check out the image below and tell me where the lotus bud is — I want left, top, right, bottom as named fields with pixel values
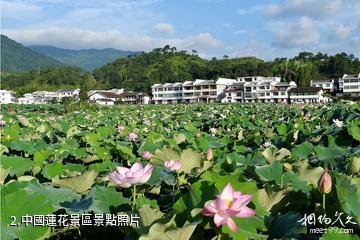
left=206, top=148, right=213, bottom=161
left=318, top=169, right=332, bottom=194
left=142, top=151, right=152, bottom=160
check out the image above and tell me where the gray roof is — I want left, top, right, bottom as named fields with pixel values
left=289, top=87, right=322, bottom=93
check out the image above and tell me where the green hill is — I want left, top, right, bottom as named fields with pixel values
left=1, top=66, right=96, bottom=96
left=0, top=35, right=65, bottom=73
left=28, top=45, right=142, bottom=71
left=93, top=46, right=360, bottom=91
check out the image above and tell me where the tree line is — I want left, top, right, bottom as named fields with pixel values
left=3, top=45, right=360, bottom=95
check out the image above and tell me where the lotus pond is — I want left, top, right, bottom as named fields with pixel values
left=1, top=103, right=360, bottom=240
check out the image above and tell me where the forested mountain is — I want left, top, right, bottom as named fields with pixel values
left=0, top=35, right=65, bottom=73
left=93, top=45, right=360, bottom=91
left=28, top=45, right=142, bottom=71
left=1, top=67, right=96, bottom=96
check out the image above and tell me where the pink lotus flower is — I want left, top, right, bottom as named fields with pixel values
left=128, top=132, right=138, bottom=141
left=202, top=183, right=256, bottom=233
left=108, top=162, right=153, bottom=188
left=0, top=120, right=6, bottom=126
left=142, top=151, right=152, bottom=160
left=117, top=125, right=125, bottom=133
left=48, top=116, right=56, bottom=121
left=164, top=160, right=182, bottom=171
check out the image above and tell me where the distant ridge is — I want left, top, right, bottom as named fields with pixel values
left=28, top=45, right=142, bottom=71
left=1, top=35, right=65, bottom=73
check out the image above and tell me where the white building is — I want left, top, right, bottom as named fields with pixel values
left=151, top=78, right=236, bottom=104
left=224, top=82, right=245, bottom=103
left=152, top=83, right=183, bottom=104
left=271, top=82, right=297, bottom=103
left=119, top=92, right=150, bottom=104
left=88, top=91, right=150, bottom=105
left=339, top=74, right=360, bottom=96
left=17, top=93, right=35, bottom=104
left=237, top=76, right=281, bottom=102
left=88, top=91, right=121, bottom=105
left=87, top=88, right=124, bottom=97
left=310, top=79, right=336, bottom=93
left=31, top=91, right=58, bottom=104
left=224, top=79, right=297, bottom=103
left=288, top=87, right=330, bottom=104
left=57, top=89, right=80, bottom=100
left=0, top=90, right=16, bottom=104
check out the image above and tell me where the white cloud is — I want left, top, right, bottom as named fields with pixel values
left=3, top=27, right=222, bottom=54
left=153, top=23, right=175, bottom=35
left=334, top=24, right=352, bottom=39
left=1, top=1, right=42, bottom=21
left=173, top=33, right=222, bottom=51
left=258, top=0, right=356, bottom=19
left=18, top=0, right=161, bottom=8
left=272, top=17, right=320, bottom=48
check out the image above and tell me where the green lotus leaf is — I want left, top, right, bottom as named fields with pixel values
left=52, top=171, right=98, bottom=194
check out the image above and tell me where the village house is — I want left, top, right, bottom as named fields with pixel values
left=310, top=79, right=337, bottom=93
left=224, top=82, right=245, bottom=103
left=152, top=83, right=183, bottom=104
left=339, top=74, right=360, bottom=97
left=31, top=91, right=58, bottom=104
left=88, top=91, right=122, bottom=106
left=237, top=76, right=281, bottom=103
left=152, top=78, right=236, bottom=104
left=118, top=92, right=150, bottom=104
left=87, top=88, right=124, bottom=97
left=271, top=81, right=297, bottom=103
left=288, top=87, right=330, bottom=104
left=17, top=93, right=35, bottom=104
left=0, top=90, right=16, bottom=104
left=57, top=89, right=80, bottom=100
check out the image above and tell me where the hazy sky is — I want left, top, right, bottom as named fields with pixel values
left=2, top=0, right=360, bottom=59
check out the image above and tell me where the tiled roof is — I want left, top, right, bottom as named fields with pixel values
left=119, top=92, right=149, bottom=97
left=92, top=92, right=121, bottom=98
left=289, top=87, right=322, bottom=93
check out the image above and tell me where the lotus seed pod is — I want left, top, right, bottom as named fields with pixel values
left=349, top=157, right=360, bottom=174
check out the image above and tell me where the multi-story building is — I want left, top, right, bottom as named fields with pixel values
left=271, top=82, right=297, bottom=103
left=237, top=76, right=281, bottom=102
left=224, top=82, right=245, bottom=103
left=151, top=78, right=236, bottom=104
left=288, top=87, right=330, bottom=103
left=224, top=79, right=297, bottom=103
left=0, top=90, right=16, bottom=104
left=310, top=79, right=336, bottom=93
left=152, top=83, right=183, bottom=104
left=339, top=74, right=360, bottom=96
